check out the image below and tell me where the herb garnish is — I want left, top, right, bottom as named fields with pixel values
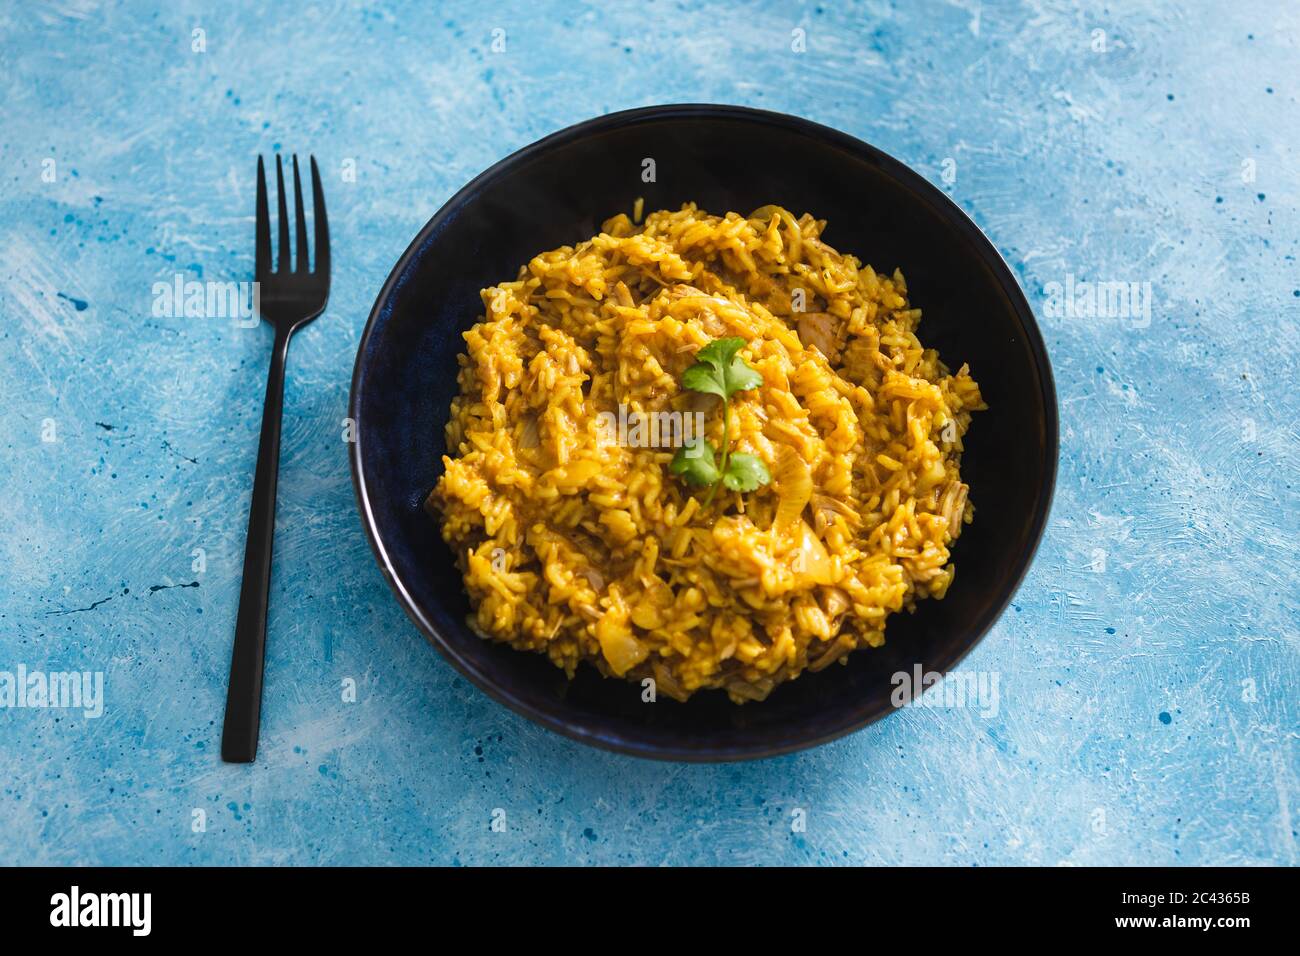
left=670, top=337, right=771, bottom=506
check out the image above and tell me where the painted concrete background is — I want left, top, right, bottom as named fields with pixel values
left=1, top=0, right=1296, bottom=866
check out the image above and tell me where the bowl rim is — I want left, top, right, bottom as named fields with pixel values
left=348, top=102, right=1060, bottom=762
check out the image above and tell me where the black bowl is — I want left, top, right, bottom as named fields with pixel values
left=349, top=104, right=1058, bottom=762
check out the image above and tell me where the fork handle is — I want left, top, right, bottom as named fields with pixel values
left=221, top=326, right=291, bottom=762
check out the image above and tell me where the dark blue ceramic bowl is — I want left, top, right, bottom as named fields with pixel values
left=349, top=104, right=1057, bottom=761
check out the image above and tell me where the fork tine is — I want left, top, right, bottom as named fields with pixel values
left=310, top=156, right=329, bottom=278
left=292, top=155, right=309, bottom=273
left=275, top=155, right=290, bottom=273
left=255, top=156, right=271, bottom=280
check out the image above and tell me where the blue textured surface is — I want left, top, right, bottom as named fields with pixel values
left=1, top=1, right=1296, bottom=866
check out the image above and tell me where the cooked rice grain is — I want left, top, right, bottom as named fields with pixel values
left=428, top=204, right=985, bottom=703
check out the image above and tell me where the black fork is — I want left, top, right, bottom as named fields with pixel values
left=221, top=155, right=330, bottom=763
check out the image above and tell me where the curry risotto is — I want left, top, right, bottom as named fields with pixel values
left=427, top=204, right=985, bottom=703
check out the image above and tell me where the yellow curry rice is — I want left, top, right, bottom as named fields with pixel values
left=428, top=204, right=985, bottom=703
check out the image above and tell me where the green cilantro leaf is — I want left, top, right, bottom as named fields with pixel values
left=723, top=359, right=764, bottom=395
left=671, top=337, right=769, bottom=506
left=686, top=337, right=763, bottom=400
left=722, top=452, right=771, bottom=492
left=680, top=361, right=727, bottom=398
left=694, top=336, right=746, bottom=370
left=670, top=438, right=720, bottom=486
